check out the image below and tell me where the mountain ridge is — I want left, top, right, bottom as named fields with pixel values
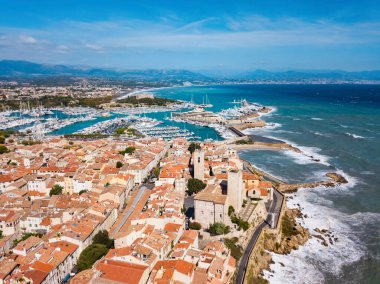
left=1, top=60, right=380, bottom=81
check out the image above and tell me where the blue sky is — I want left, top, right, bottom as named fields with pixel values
left=0, top=0, right=379, bottom=71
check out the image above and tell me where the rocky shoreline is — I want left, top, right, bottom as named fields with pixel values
left=233, top=106, right=349, bottom=283
left=244, top=207, right=311, bottom=284
left=278, top=172, right=348, bottom=193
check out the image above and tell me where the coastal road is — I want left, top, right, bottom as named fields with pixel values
left=242, top=160, right=285, bottom=186
left=112, top=185, right=149, bottom=235
left=235, top=187, right=284, bottom=284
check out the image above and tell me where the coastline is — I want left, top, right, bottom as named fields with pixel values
left=116, top=86, right=177, bottom=100
left=230, top=144, right=284, bottom=151
left=243, top=206, right=311, bottom=284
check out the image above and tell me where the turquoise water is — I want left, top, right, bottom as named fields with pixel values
left=22, top=84, right=379, bottom=282
left=153, top=84, right=380, bottom=284
left=33, top=107, right=221, bottom=140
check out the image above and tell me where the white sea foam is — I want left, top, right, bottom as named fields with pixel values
left=345, top=132, right=365, bottom=139
left=256, top=134, right=331, bottom=166
left=306, top=169, right=360, bottom=197
left=312, top=131, right=330, bottom=137
left=264, top=122, right=282, bottom=130
left=311, top=117, right=323, bottom=121
left=243, top=123, right=282, bottom=134
left=257, top=106, right=277, bottom=118
left=334, top=169, right=359, bottom=188
left=287, top=145, right=330, bottom=166
left=264, top=187, right=374, bottom=283
left=360, top=170, right=375, bottom=175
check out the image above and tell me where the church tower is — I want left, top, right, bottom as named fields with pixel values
left=227, top=169, right=243, bottom=210
left=193, top=149, right=205, bottom=181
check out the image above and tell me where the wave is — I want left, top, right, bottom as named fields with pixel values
left=264, top=188, right=376, bottom=283
left=242, top=124, right=282, bottom=135
left=274, top=137, right=331, bottom=167
left=258, top=106, right=277, bottom=118
left=360, top=170, right=375, bottom=175
left=262, top=122, right=282, bottom=130
left=283, top=148, right=330, bottom=166
left=311, top=117, right=324, bottom=121
left=345, top=132, right=365, bottom=139
left=312, top=131, right=327, bottom=137
left=332, top=169, right=359, bottom=189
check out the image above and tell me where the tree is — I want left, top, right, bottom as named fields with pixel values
left=186, top=178, right=206, bottom=196
left=224, top=237, right=243, bottom=261
left=188, top=142, right=201, bottom=154
left=0, top=136, right=5, bottom=144
left=116, top=161, right=123, bottom=168
left=0, top=230, right=3, bottom=239
left=189, top=222, right=201, bottom=230
left=119, top=146, right=136, bottom=155
left=79, top=189, right=88, bottom=195
left=153, top=166, right=160, bottom=177
left=209, top=222, right=230, bottom=235
left=49, top=184, right=63, bottom=196
left=231, top=215, right=250, bottom=231
left=76, top=243, right=108, bottom=271
left=0, top=145, right=9, bottom=154
left=228, top=206, right=235, bottom=217
left=93, top=230, right=113, bottom=249
left=114, top=127, right=126, bottom=135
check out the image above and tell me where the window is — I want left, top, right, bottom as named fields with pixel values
left=198, top=157, right=200, bottom=163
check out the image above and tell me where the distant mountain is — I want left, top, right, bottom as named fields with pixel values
left=233, top=69, right=380, bottom=81
left=1, top=60, right=379, bottom=82
left=0, top=60, right=209, bottom=82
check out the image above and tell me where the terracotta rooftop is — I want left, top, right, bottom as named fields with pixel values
left=194, top=184, right=227, bottom=205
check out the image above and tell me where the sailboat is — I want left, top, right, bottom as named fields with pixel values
left=199, top=93, right=213, bottom=108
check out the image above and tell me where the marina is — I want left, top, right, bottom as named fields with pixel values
left=0, top=89, right=272, bottom=142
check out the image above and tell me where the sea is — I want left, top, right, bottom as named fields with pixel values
left=151, top=84, right=380, bottom=284
left=14, top=84, right=379, bottom=283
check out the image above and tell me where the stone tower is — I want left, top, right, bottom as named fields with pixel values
left=193, top=149, right=205, bottom=181
left=227, top=169, right=243, bottom=211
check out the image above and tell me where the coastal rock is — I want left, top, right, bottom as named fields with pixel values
left=258, top=107, right=272, bottom=113
left=264, top=208, right=310, bottom=255
left=278, top=172, right=348, bottom=193
left=326, top=172, right=348, bottom=184
left=246, top=207, right=311, bottom=283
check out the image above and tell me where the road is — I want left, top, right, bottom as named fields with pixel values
left=112, top=185, right=149, bottom=235
left=235, top=187, right=284, bottom=284
left=242, top=160, right=285, bottom=186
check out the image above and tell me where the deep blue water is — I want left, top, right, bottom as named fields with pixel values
left=15, top=84, right=379, bottom=283
left=153, top=84, right=380, bottom=284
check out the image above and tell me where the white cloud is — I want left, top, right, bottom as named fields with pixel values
left=0, top=15, right=379, bottom=69
left=84, top=43, right=105, bottom=53
left=19, top=35, right=38, bottom=44
left=56, top=44, right=69, bottom=53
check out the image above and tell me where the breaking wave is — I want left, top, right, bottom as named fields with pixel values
left=264, top=185, right=376, bottom=284
left=345, top=132, right=365, bottom=139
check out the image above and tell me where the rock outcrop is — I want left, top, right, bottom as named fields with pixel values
left=244, top=208, right=310, bottom=284
left=264, top=208, right=310, bottom=254
left=278, top=172, right=348, bottom=193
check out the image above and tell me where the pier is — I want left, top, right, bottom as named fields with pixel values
left=228, top=126, right=245, bottom=137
